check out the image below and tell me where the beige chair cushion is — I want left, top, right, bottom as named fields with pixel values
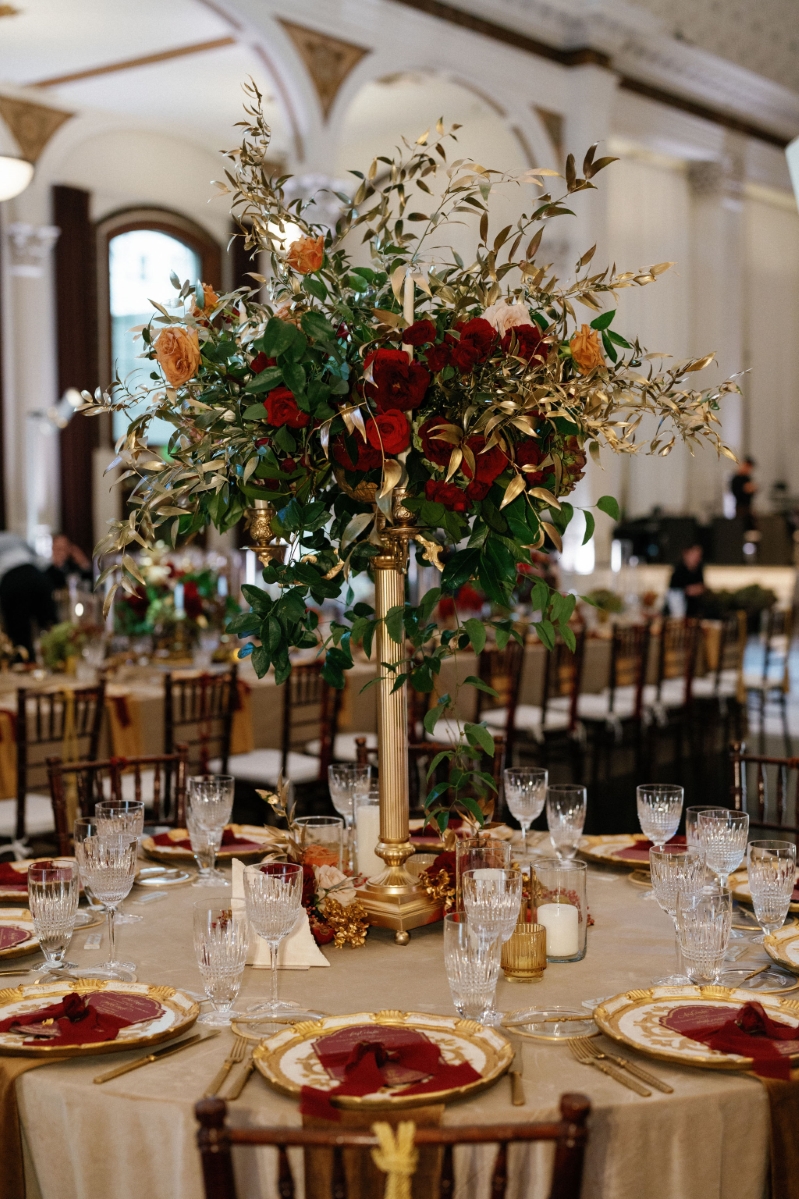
left=305, top=732, right=377, bottom=762
left=224, top=750, right=321, bottom=786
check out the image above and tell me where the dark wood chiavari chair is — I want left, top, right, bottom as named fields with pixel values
left=195, top=1094, right=590, bottom=1199
left=408, top=733, right=506, bottom=816
left=47, top=745, right=189, bottom=854
left=730, top=740, right=799, bottom=839
left=743, top=607, right=794, bottom=754
left=641, top=617, right=700, bottom=764
left=15, top=681, right=106, bottom=843
left=573, top=622, right=650, bottom=783
left=430, top=640, right=525, bottom=757
left=164, top=667, right=237, bottom=775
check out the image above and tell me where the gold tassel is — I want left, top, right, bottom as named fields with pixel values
left=370, top=1121, right=418, bottom=1199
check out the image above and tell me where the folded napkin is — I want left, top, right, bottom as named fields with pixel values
left=0, top=864, right=27, bottom=892
left=0, top=927, right=29, bottom=951
left=0, top=991, right=163, bottom=1048
left=300, top=1025, right=481, bottom=1120
left=662, top=1002, right=799, bottom=1079
left=230, top=858, right=329, bottom=970
left=152, top=828, right=263, bottom=852
left=614, top=835, right=687, bottom=862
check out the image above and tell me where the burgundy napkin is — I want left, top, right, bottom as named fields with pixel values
left=300, top=1025, right=481, bottom=1120
left=0, top=928, right=29, bottom=951
left=0, top=991, right=163, bottom=1047
left=662, top=1002, right=799, bottom=1079
left=0, top=864, right=27, bottom=892
left=152, top=827, right=262, bottom=852
left=614, top=835, right=687, bottom=862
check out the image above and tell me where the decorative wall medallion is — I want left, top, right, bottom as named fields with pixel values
left=278, top=20, right=369, bottom=120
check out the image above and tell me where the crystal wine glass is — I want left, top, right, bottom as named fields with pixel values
left=443, top=911, right=500, bottom=1022
left=73, top=821, right=138, bottom=980
left=684, top=806, right=726, bottom=854
left=546, top=784, right=587, bottom=859
left=243, top=862, right=304, bottom=1014
left=96, top=800, right=145, bottom=923
left=462, top=868, right=522, bottom=946
left=328, top=764, right=371, bottom=870
left=698, top=809, right=749, bottom=888
left=636, top=784, right=683, bottom=850
left=193, top=903, right=249, bottom=1025
left=454, top=838, right=511, bottom=906
left=747, top=840, right=797, bottom=940
left=676, top=885, right=732, bottom=984
left=648, top=847, right=706, bottom=984
left=27, top=859, right=79, bottom=974
left=187, top=775, right=234, bottom=886
left=504, top=767, right=547, bottom=854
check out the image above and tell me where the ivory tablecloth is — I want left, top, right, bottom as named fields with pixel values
left=11, top=847, right=769, bottom=1199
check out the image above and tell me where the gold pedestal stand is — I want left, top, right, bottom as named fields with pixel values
left=244, top=499, right=286, bottom=566
left=358, top=490, right=444, bottom=943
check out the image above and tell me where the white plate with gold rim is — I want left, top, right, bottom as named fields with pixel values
left=730, top=870, right=799, bottom=914
left=0, top=979, right=199, bottom=1057
left=253, top=1010, right=513, bottom=1109
left=0, top=909, right=38, bottom=959
left=594, top=985, right=799, bottom=1070
left=764, top=926, right=799, bottom=975
left=142, top=824, right=275, bottom=864
left=0, top=858, right=83, bottom=902
left=578, top=834, right=661, bottom=870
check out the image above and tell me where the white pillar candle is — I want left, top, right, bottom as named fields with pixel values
left=356, top=803, right=383, bottom=878
left=537, top=902, right=579, bottom=958
left=472, top=868, right=505, bottom=881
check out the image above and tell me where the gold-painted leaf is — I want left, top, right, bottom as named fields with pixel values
left=530, top=486, right=562, bottom=510
left=445, top=447, right=463, bottom=481
left=500, top=473, right=526, bottom=508
left=378, top=459, right=402, bottom=500
left=684, top=354, right=715, bottom=373
left=542, top=521, right=563, bottom=551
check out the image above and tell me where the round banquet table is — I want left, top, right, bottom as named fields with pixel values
left=10, top=847, right=770, bottom=1199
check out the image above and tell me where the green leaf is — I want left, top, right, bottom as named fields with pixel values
left=597, top=495, right=620, bottom=521
left=464, top=674, right=499, bottom=698
left=281, top=361, right=306, bottom=394
left=606, top=329, right=632, bottom=348
left=601, top=331, right=618, bottom=363
left=582, top=510, right=595, bottom=545
left=534, top=619, right=555, bottom=650
left=251, top=644, right=270, bottom=677
left=441, top=547, right=480, bottom=595
left=262, top=317, right=301, bottom=358
left=243, top=402, right=268, bottom=421
left=590, top=309, right=616, bottom=331
left=417, top=588, right=441, bottom=625
left=385, top=605, right=404, bottom=644
left=464, top=722, right=495, bottom=757
left=303, top=276, right=328, bottom=301
left=560, top=623, right=576, bottom=652
left=463, top=618, right=486, bottom=656
left=301, top=311, right=336, bottom=342
left=244, top=366, right=283, bottom=395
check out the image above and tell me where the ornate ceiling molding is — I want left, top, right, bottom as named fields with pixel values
left=0, top=96, right=73, bottom=162
left=278, top=20, right=369, bottom=120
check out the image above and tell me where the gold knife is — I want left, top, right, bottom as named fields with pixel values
left=225, top=1052, right=256, bottom=1101
left=506, top=1033, right=525, bottom=1106
left=93, top=1032, right=218, bottom=1084
left=598, top=1050, right=674, bottom=1094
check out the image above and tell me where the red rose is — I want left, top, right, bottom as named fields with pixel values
left=332, top=435, right=382, bottom=473
left=403, top=319, right=436, bottom=346
left=463, top=435, right=507, bottom=485
left=418, top=417, right=454, bottom=468
left=447, top=318, right=497, bottom=373
left=250, top=352, right=276, bottom=375
left=501, top=324, right=546, bottom=363
left=181, top=579, right=203, bottom=621
left=514, top=440, right=546, bottom=485
left=465, top=478, right=490, bottom=502
left=364, top=348, right=430, bottom=412
left=365, top=409, right=411, bottom=455
left=264, top=387, right=309, bottom=429
left=425, top=478, right=469, bottom=513
left=425, top=344, right=451, bottom=372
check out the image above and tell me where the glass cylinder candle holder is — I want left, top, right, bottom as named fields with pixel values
left=454, top=836, right=511, bottom=906
left=533, top=858, right=588, bottom=962
left=354, top=789, right=382, bottom=879
left=294, top=816, right=344, bottom=871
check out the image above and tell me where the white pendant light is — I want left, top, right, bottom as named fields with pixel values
left=0, top=155, right=33, bottom=201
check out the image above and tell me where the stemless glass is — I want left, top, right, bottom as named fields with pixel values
left=193, top=903, right=249, bottom=1026
left=455, top=838, right=511, bottom=905
left=649, top=847, right=706, bottom=984
left=187, top=775, right=235, bottom=886
left=243, top=862, right=304, bottom=1015
left=636, top=784, right=683, bottom=850
left=294, top=816, right=344, bottom=871
left=747, top=840, right=797, bottom=938
left=328, top=764, right=371, bottom=869
left=27, top=860, right=79, bottom=973
left=74, top=822, right=138, bottom=980
left=462, top=868, right=522, bottom=945
left=96, top=800, right=145, bottom=924
left=443, top=911, right=500, bottom=1022
left=676, top=886, right=732, bottom=984
left=685, top=806, right=727, bottom=853
left=546, top=785, right=587, bottom=859
left=504, top=767, right=547, bottom=853
left=698, top=809, right=749, bottom=887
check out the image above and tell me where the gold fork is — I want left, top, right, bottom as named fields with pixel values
left=575, top=1037, right=673, bottom=1093
left=204, top=1034, right=247, bottom=1097
left=569, top=1038, right=651, bottom=1096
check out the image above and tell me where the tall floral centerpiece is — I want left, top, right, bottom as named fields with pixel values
left=87, top=84, right=736, bottom=937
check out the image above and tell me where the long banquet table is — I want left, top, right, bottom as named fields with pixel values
left=11, top=844, right=771, bottom=1199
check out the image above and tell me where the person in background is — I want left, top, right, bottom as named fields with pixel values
left=0, top=533, right=57, bottom=659
left=668, top=544, right=705, bottom=618
left=731, top=457, right=758, bottom=529
left=46, top=534, right=93, bottom=590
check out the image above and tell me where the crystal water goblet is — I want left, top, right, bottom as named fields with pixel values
left=443, top=911, right=500, bottom=1022
left=546, top=785, right=587, bottom=859
left=187, top=775, right=234, bottom=886
left=328, top=764, right=371, bottom=870
left=462, top=868, right=523, bottom=946
left=74, top=821, right=138, bottom=980
left=27, top=860, right=79, bottom=974
left=684, top=806, right=726, bottom=854
left=676, top=885, right=732, bottom=984
left=636, top=784, right=683, bottom=850
left=504, top=767, right=547, bottom=853
left=96, top=800, right=145, bottom=923
left=747, top=840, right=797, bottom=940
left=455, top=838, right=511, bottom=906
left=243, top=862, right=304, bottom=1015
left=649, top=847, right=706, bottom=984
left=193, top=903, right=249, bottom=1025
left=698, top=809, right=749, bottom=887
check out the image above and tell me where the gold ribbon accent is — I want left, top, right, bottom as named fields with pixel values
left=370, top=1121, right=418, bottom=1199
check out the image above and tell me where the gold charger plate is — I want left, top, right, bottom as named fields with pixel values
left=578, top=834, right=657, bottom=871
left=142, top=824, right=273, bottom=865
left=253, top=1010, right=513, bottom=1109
left=0, top=979, right=199, bottom=1057
left=0, top=908, right=38, bottom=959
left=730, top=870, right=799, bottom=914
left=0, top=857, right=82, bottom=902
left=594, top=985, right=799, bottom=1070
left=764, top=926, right=799, bottom=975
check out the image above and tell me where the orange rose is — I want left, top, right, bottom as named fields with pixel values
left=190, top=283, right=219, bottom=319
left=154, top=327, right=201, bottom=387
left=570, top=324, right=604, bottom=375
left=286, top=234, right=324, bottom=274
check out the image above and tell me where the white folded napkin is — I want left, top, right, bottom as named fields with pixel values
left=231, top=858, right=329, bottom=970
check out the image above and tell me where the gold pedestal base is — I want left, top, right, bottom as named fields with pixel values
left=359, top=868, right=444, bottom=944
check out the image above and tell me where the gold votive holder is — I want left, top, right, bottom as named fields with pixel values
left=501, top=921, right=547, bottom=982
